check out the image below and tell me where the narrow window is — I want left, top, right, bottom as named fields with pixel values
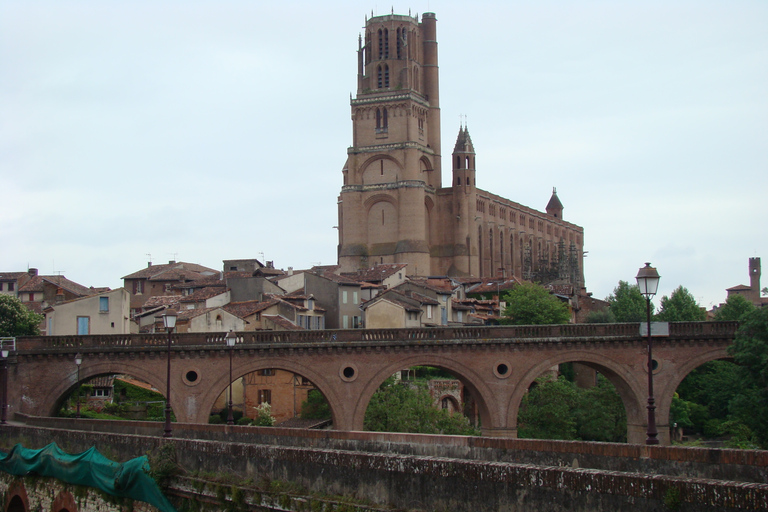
left=380, top=160, right=384, bottom=175
left=466, top=177, right=470, bottom=185
left=376, top=108, right=381, bottom=128
left=343, top=315, right=349, bottom=329
left=383, top=29, right=389, bottom=58
left=28, top=292, right=35, bottom=301
left=396, top=28, right=402, bottom=59
left=378, top=29, right=383, bottom=59
left=258, top=389, right=272, bottom=405
left=456, top=177, right=460, bottom=185
left=343, top=290, right=348, bottom=304
left=99, top=296, right=109, bottom=313
left=353, top=291, right=359, bottom=304
left=77, top=316, right=90, bottom=335
left=8, top=283, right=14, bottom=291
left=377, top=65, right=383, bottom=88
left=383, top=107, right=388, bottom=128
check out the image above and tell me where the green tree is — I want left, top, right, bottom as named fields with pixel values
left=714, top=295, right=756, bottom=322
left=584, top=309, right=616, bottom=323
left=500, top=282, right=570, bottom=325
left=364, top=378, right=479, bottom=435
left=300, top=389, right=332, bottom=420
left=574, top=375, right=627, bottom=442
left=0, top=294, right=43, bottom=336
left=656, top=286, right=706, bottom=321
left=518, top=376, right=578, bottom=440
left=605, top=281, right=649, bottom=322
left=728, top=307, right=768, bottom=447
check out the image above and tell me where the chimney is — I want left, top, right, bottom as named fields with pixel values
left=288, top=267, right=294, bottom=276
left=55, top=287, right=65, bottom=304
left=28, top=268, right=38, bottom=276
left=148, top=262, right=153, bottom=267
left=267, top=261, right=274, bottom=269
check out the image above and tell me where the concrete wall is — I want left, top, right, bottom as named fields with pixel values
left=4, top=422, right=766, bottom=511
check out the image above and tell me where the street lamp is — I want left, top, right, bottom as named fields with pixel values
left=225, top=330, right=237, bottom=426
left=162, top=309, right=177, bottom=438
left=1, top=348, right=9, bottom=424
left=74, top=353, right=83, bottom=419
left=636, top=262, right=661, bottom=445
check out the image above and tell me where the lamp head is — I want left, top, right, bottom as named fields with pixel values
left=225, top=330, right=237, bottom=347
left=1, top=349, right=8, bottom=359
left=636, top=262, right=661, bottom=298
left=75, top=353, right=83, bottom=366
left=162, top=309, right=178, bottom=330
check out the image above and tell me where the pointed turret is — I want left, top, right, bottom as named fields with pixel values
left=452, top=125, right=476, bottom=189
left=546, top=187, right=564, bottom=219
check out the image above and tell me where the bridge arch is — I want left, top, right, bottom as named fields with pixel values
left=192, top=356, right=347, bottom=427
left=506, top=350, right=645, bottom=442
left=655, top=345, right=732, bottom=434
left=351, top=354, right=499, bottom=434
left=41, top=360, right=170, bottom=419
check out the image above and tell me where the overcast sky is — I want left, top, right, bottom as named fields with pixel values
left=2, top=1, right=766, bottom=309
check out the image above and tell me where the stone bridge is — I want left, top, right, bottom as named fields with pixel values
left=5, top=322, right=737, bottom=444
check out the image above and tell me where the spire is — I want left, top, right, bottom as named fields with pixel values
left=546, top=187, right=564, bottom=219
left=453, top=125, right=474, bottom=154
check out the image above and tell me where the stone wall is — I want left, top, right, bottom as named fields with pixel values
left=3, top=423, right=767, bottom=511
left=0, top=472, right=159, bottom=512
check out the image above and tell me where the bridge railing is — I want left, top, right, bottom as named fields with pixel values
left=11, top=322, right=738, bottom=352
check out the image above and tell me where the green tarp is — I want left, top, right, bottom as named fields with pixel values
left=0, top=443, right=176, bottom=512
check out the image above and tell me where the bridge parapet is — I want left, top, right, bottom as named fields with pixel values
left=13, top=322, right=738, bottom=353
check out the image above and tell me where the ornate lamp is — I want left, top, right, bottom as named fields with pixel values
left=162, top=309, right=177, bottom=438
left=225, top=330, right=237, bottom=426
left=636, top=262, right=660, bottom=445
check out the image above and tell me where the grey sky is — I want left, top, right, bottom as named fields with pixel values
left=2, top=1, right=766, bottom=309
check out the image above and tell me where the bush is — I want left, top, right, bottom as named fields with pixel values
left=236, top=417, right=252, bottom=426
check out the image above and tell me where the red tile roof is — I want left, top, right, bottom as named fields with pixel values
left=342, top=264, right=407, bottom=283
left=224, top=300, right=279, bottom=318
left=121, top=262, right=218, bottom=280
left=18, top=275, right=94, bottom=297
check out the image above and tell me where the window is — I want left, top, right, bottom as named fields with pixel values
left=258, top=389, right=272, bottom=405
left=28, top=292, right=35, bottom=301
left=342, top=290, right=348, bottom=304
left=99, top=296, right=109, bottom=313
left=353, top=316, right=361, bottom=328
left=77, top=316, right=90, bottom=335
left=343, top=315, right=349, bottom=328
left=427, top=305, right=433, bottom=319
left=7, top=283, right=13, bottom=291
left=92, top=388, right=109, bottom=397
left=133, top=281, right=143, bottom=294
left=258, top=369, right=275, bottom=377
left=353, top=291, right=359, bottom=304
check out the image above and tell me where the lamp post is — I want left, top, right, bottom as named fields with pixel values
left=1, top=348, right=9, bottom=424
left=162, top=309, right=177, bottom=438
left=74, top=353, right=83, bottom=419
left=225, top=330, right=237, bottom=425
left=636, top=262, right=661, bottom=445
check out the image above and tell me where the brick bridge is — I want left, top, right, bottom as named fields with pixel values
left=6, top=322, right=737, bottom=444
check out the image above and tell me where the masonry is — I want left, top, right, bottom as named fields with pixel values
left=2, top=422, right=767, bottom=511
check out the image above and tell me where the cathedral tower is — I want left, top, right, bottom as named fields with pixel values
left=338, top=12, right=442, bottom=275
left=449, top=125, right=477, bottom=276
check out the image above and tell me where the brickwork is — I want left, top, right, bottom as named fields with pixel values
left=6, top=322, right=738, bottom=445
left=2, top=425, right=766, bottom=511
left=0, top=472, right=160, bottom=512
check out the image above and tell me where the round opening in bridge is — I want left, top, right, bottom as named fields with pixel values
left=493, top=360, right=512, bottom=379
left=182, top=366, right=203, bottom=386
left=651, top=359, right=659, bottom=371
left=339, top=364, right=358, bottom=382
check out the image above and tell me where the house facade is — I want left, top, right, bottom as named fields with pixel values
left=44, top=288, right=134, bottom=335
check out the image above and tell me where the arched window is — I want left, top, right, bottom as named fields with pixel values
left=377, top=65, right=383, bottom=88
left=378, top=29, right=384, bottom=59
left=376, top=108, right=381, bottom=129
left=383, top=107, right=388, bottom=128
left=383, top=64, right=390, bottom=87
left=396, top=27, right=403, bottom=59
left=383, top=29, right=389, bottom=58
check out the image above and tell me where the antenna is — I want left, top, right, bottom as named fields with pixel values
left=146, top=253, right=152, bottom=264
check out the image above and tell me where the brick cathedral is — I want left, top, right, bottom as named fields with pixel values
left=337, top=12, right=585, bottom=287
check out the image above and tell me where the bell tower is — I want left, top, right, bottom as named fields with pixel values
left=450, top=125, right=477, bottom=276
left=338, top=12, right=442, bottom=275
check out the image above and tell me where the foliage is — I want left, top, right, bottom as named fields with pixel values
left=113, top=378, right=166, bottom=403
left=727, top=307, right=768, bottom=447
left=500, top=282, right=570, bottom=325
left=147, top=443, right=182, bottom=490
left=584, top=309, right=615, bottom=323
left=364, top=379, right=479, bottom=436
left=713, top=294, right=756, bottom=321
left=518, top=374, right=627, bottom=442
left=0, top=294, right=43, bottom=336
left=253, top=402, right=276, bottom=426
left=301, top=389, right=332, bottom=420
left=655, top=286, right=706, bottom=322
left=605, top=281, right=650, bottom=322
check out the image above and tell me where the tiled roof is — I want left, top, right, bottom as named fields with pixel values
left=22, top=302, right=43, bottom=314
left=0, top=272, right=28, bottom=280
left=726, top=284, right=752, bottom=292
left=262, top=314, right=303, bottom=330
left=342, top=264, right=407, bottom=283
left=224, top=300, right=278, bottom=318
left=467, top=278, right=521, bottom=295
left=179, top=286, right=228, bottom=303
left=309, top=269, right=361, bottom=285
left=121, top=262, right=218, bottom=280
left=18, top=275, right=93, bottom=296
left=141, top=295, right=183, bottom=309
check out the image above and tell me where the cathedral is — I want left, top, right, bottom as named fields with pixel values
left=337, top=12, right=585, bottom=287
